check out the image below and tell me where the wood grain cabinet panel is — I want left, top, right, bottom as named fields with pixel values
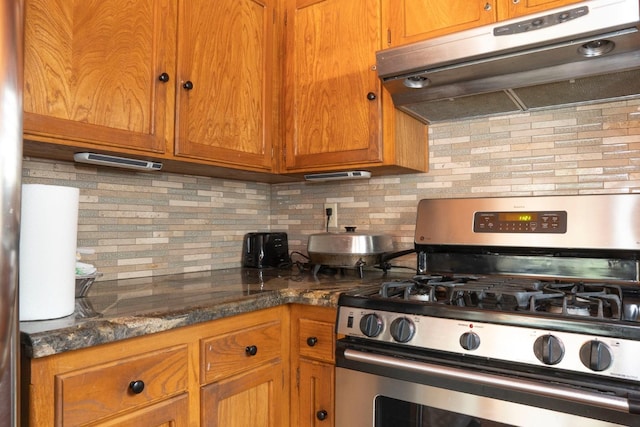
left=24, top=306, right=292, bottom=426
left=383, top=0, right=584, bottom=48
left=497, top=0, right=584, bottom=21
left=201, top=362, right=286, bottom=427
left=282, top=0, right=428, bottom=175
left=290, top=305, right=337, bottom=427
left=384, top=0, right=496, bottom=47
left=25, top=0, right=429, bottom=178
left=199, top=306, right=289, bottom=427
left=201, top=320, right=283, bottom=384
left=56, top=346, right=188, bottom=426
left=297, top=359, right=334, bottom=427
left=23, top=0, right=176, bottom=154
left=173, top=0, right=277, bottom=170
left=86, top=394, right=189, bottom=427
left=23, top=0, right=278, bottom=173
left=297, top=317, right=335, bottom=363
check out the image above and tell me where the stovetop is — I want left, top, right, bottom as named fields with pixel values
left=337, top=275, right=640, bottom=383
left=336, top=195, right=640, bottom=382
left=372, top=275, right=635, bottom=322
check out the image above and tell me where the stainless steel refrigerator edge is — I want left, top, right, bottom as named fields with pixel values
left=0, top=0, right=23, bottom=426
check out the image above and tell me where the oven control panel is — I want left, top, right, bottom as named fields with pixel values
left=337, top=306, right=640, bottom=382
left=474, top=210, right=567, bottom=233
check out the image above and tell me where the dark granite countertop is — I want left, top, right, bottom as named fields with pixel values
left=20, top=267, right=413, bottom=359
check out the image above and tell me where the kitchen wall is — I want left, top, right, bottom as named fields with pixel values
left=23, top=100, right=640, bottom=280
left=22, top=159, right=271, bottom=280
left=276, top=99, right=640, bottom=259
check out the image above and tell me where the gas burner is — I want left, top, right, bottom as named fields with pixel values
left=450, top=281, right=544, bottom=310
left=374, top=277, right=629, bottom=319
left=379, top=275, right=474, bottom=301
left=528, top=283, right=623, bottom=320
left=546, top=300, right=592, bottom=317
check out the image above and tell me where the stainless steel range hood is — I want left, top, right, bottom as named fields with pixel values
left=377, top=0, right=640, bottom=124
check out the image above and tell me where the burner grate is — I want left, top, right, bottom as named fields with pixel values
left=528, top=283, right=623, bottom=320
left=376, top=276, right=626, bottom=320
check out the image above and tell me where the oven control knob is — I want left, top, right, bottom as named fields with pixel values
left=533, top=334, right=564, bottom=365
left=459, top=332, right=480, bottom=351
left=359, top=313, right=383, bottom=337
left=390, top=317, right=415, bottom=343
left=579, top=340, right=612, bottom=372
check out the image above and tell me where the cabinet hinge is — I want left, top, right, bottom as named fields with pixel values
left=284, top=9, right=287, bottom=26
left=387, top=28, right=391, bottom=46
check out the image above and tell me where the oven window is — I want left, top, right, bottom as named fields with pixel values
left=375, top=396, right=515, bottom=427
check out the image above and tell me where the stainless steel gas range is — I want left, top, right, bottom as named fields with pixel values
left=335, top=194, right=640, bottom=427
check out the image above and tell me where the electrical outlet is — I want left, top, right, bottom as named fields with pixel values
left=324, top=203, right=338, bottom=229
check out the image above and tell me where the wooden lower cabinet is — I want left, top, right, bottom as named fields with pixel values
left=88, top=394, right=189, bottom=427
left=290, top=305, right=337, bottom=427
left=23, top=304, right=339, bottom=427
left=24, top=341, right=191, bottom=426
left=199, top=307, right=289, bottom=427
left=201, top=361, right=286, bottom=427
left=296, top=359, right=334, bottom=426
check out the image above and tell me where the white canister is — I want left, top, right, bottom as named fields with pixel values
left=19, top=184, right=79, bottom=321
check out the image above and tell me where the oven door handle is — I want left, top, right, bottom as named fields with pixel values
left=343, top=349, right=633, bottom=414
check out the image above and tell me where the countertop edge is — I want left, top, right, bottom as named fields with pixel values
left=21, top=287, right=342, bottom=359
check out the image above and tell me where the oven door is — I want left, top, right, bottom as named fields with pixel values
left=335, top=342, right=638, bottom=427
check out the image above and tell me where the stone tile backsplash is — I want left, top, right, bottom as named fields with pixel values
left=23, top=100, right=640, bottom=280
left=22, top=160, right=271, bottom=279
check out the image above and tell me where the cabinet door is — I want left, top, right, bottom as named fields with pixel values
left=57, top=346, right=188, bottom=426
left=283, top=0, right=383, bottom=172
left=497, top=0, right=584, bottom=21
left=201, top=362, right=286, bottom=427
left=89, top=394, right=189, bottom=427
left=201, top=319, right=282, bottom=384
left=291, top=305, right=336, bottom=427
left=295, top=360, right=334, bottom=427
left=297, top=316, right=335, bottom=363
left=174, top=0, right=276, bottom=171
left=384, top=0, right=496, bottom=47
left=23, top=0, right=176, bottom=154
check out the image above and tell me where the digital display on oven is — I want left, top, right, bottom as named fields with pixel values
left=474, top=210, right=567, bottom=233
left=498, top=212, right=538, bottom=222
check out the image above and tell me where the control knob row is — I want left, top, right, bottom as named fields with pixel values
left=463, top=332, right=612, bottom=372
left=359, top=313, right=383, bottom=337
left=534, top=334, right=612, bottom=371
left=359, top=314, right=613, bottom=373
left=359, top=314, right=416, bottom=343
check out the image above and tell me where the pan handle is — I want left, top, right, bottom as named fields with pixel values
left=378, top=249, right=416, bottom=271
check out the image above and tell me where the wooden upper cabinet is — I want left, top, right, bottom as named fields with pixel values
left=173, top=0, right=276, bottom=171
left=23, top=0, right=176, bottom=154
left=497, top=0, right=584, bottom=21
left=384, top=0, right=497, bottom=48
left=283, top=0, right=385, bottom=171
left=384, top=0, right=585, bottom=48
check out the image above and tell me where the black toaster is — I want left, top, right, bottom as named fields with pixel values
left=242, top=232, right=291, bottom=268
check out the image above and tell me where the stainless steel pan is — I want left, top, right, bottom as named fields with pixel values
left=307, top=228, right=414, bottom=276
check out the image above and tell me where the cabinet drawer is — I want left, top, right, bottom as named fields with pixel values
left=56, top=345, right=188, bottom=426
left=201, top=320, right=282, bottom=384
left=298, top=318, right=334, bottom=363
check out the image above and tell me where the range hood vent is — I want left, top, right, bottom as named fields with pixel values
left=377, top=0, right=640, bottom=124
